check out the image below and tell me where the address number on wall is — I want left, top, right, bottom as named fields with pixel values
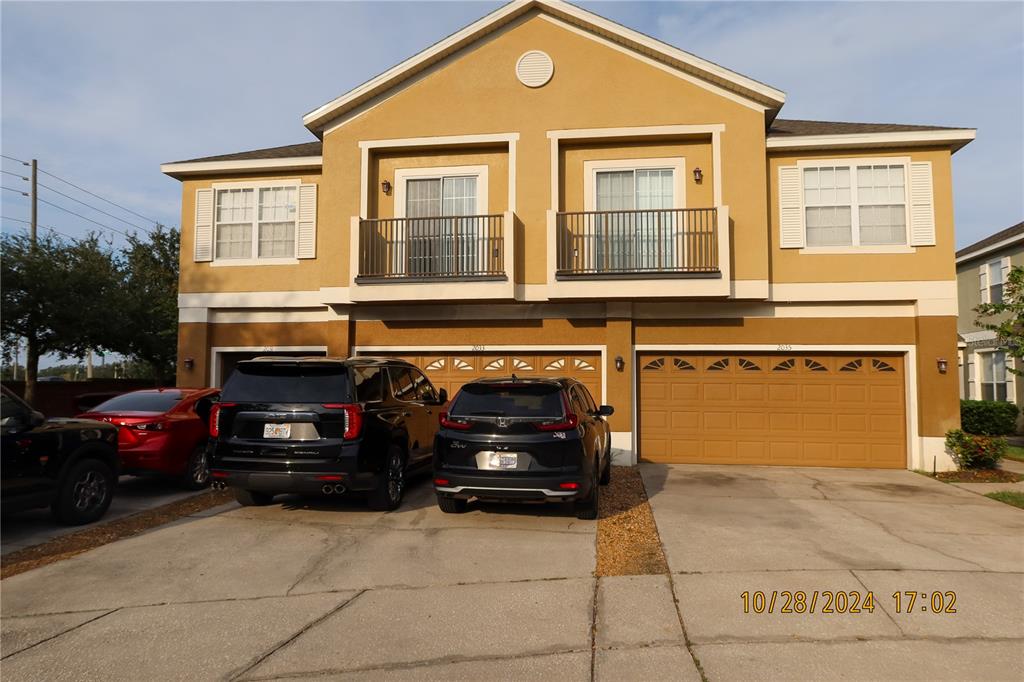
left=777, top=344, right=793, bottom=352
left=471, top=345, right=487, bottom=352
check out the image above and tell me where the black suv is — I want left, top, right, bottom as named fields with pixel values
left=1, top=385, right=119, bottom=525
left=209, top=357, right=447, bottom=510
left=433, top=377, right=613, bottom=519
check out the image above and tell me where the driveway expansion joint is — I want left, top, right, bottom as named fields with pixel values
left=0, top=608, right=121, bottom=661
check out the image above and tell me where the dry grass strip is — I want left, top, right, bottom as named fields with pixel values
left=596, top=466, right=669, bottom=577
left=1, top=488, right=234, bottom=579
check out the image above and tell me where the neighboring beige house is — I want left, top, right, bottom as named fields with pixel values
left=162, top=0, right=975, bottom=470
left=956, top=221, right=1024, bottom=406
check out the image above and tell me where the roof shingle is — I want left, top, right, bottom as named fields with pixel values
left=170, top=141, right=322, bottom=164
left=956, top=222, right=1024, bottom=259
left=768, top=119, right=966, bottom=137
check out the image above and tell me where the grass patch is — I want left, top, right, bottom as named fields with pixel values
left=984, top=491, right=1024, bottom=509
left=596, top=467, right=668, bottom=576
left=1003, top=445, right=1024, bottom=463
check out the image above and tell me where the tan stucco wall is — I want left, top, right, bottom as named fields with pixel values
left=178, top=171, right=323, bottom=294
left=767, top=146, right=957, bottom=283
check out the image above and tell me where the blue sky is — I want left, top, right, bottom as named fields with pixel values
left=1, top=1, right=1022, bottom=250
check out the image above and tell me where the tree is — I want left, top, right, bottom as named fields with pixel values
left=1, top=231, right=121, bottom=402
left=976, top=264, right=1024, bottom=376
left=115, top=226, right=180, bottom=381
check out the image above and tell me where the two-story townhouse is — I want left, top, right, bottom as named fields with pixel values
left=162, top=0, right=975, bottom=470
left=956, top=222, right=1024, bottom=415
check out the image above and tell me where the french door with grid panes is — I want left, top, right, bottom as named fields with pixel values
left=595, top=168, right=675, bottom=272
left=404, top=176, right=478, bottom=276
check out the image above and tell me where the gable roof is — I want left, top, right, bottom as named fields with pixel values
left=302, top=0, right=786, bottom=136
left=767, top=117, right=975, bottom=152
left=956, top=221, right=1024, bottom=263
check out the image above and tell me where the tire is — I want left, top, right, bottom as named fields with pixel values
left=437, top=495, right=468, bottom=514
left=599, top=444, right=611, bottom=486
left=181, top=445, right=211, bottom=490
left=368, top=446, right=406, bottom=511
left=52, top=457, right=116, bottom=525
left=235, top=489, right=274, bottom=506
left=575, top=466, right=599, bottom=520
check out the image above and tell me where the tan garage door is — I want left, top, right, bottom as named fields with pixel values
left=363, top=352, right=602, bottom=402
left=639, top=353, right=906, bottom=468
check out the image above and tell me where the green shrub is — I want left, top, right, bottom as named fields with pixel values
left=945, top=429, right=1006, bottom=470
left=960, top=400, right=1019, bottom=436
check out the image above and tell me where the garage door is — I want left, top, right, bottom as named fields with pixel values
left=364, top=352, right=602, bottom=402
left=639, top=353, right=906, bottom=468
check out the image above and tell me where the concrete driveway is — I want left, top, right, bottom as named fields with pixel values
left=640, top=464, right=1024, bottom=681
left=1, top=465, right=1022, bottom=681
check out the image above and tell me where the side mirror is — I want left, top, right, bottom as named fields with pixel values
left=30, top=410, right=46, bottom=427
left=436, top=388, right=448, bottom=405
left=597, top=405, right=614, bottom=417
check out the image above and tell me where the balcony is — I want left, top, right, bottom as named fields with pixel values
left=546, top=206, right=730, bottom=298
left=350, top=212, right=515, bottom=302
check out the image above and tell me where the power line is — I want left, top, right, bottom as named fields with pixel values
left=2, top=170, right=29, bottom=181
left=37, top=181, right=152, bottom=234
left=1, top=215, right=80, bottom=242
left=38, top=166, right=162, bottom=226
left=35, top=197, right=134, bottom=239
left=2, top=185, right=29, bottom=196
left=1, top=154, right=28, bottom=166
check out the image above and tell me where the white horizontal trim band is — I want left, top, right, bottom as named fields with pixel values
left=161, top=157, right=322, bottom=176
left=766, top=129, right=975, bottom=151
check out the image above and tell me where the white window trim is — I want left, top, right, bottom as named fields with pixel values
left=582, top=157, right=686, bottom=211
left=796, top=156, right=912, bottom=253
left=210, top=179, right=301, bottom=267
left=393, top=165, right=489, bottom=218
left=973, top=348, right=1014, bottom=403
left=984, top=258, right=1006, bottom=304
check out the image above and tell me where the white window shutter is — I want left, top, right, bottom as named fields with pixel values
left=908, top=161, right=935, bottom=246
left=1001, top=256, right=1011, bottom=288
left=967, top=352, right=977, bottom=399
left=778, top=165, right=804, bottom=248
left=297, top=183, right=317, bottom=259
left=194, top=188, right=214, bottom=262
left=1007, top=356, right=1017, bottom=404
left=979, top=263, right=989, bottom=304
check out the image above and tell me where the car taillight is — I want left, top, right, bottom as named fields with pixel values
left=439, top=412, right=472, bottom=430
left=323, top=404, right=363, bottom=440
left=132, top=420, right=168, bottom=432
left=534, top=393, right=579, bottom=432
left=559, top=482, right=580, bottom=490
left=209, top=403, right=236, bottom=438
left=434, top=477, right=450, bottom=486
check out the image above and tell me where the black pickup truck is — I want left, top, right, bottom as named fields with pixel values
left=1, top=385, right=119, bottom=525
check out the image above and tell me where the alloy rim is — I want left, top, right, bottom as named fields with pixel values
left=191, top=449, right=209, bottom=485
left=72, top=470, right=107, bottom=511
left=388, top=453, right=404, bottom=502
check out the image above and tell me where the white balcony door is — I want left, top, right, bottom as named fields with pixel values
left=595, top=168, right=674, bottom=271
left=405, top=176, right=478, bottom=276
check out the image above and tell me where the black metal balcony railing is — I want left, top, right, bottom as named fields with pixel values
left=358, top=214, right=505, bottom=281
left=556, top=207, right=719, bottom=277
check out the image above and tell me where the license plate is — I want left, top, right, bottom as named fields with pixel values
left=489, top=452, right=518, bottom=469
left=263, top=423, right=291, bottom=439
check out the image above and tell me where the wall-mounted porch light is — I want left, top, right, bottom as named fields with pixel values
left=615, top=356, right=625, bottom=372
left=693, top=167, right=703, bottom=183
left=183, top=357, right=194, bottom=370
left=381, top=180, right=392, bottom=195
left=937, top=358, right=948, bottom=374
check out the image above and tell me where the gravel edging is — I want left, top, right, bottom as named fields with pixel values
left=596, top=466, right=668, bottom=577
left=1, top=488, right=234, bottom=579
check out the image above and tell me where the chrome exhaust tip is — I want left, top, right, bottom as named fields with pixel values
left=322, top=484, right=334, bottom=495
left=333, top=484, right=346, bottom=494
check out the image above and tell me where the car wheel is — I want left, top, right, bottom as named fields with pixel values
left=235, top=489, right=274, bottom=506
left=368, top=446, right=405, bottom=511
left=436, top=495, right=468, bottom=514
left=575, top=466, right=599, bottom=520
left=181, top=445, right=211, bottom=490
left=52, top=458, right=116, bottom=525
left=599, top=444, right=611, bottom=486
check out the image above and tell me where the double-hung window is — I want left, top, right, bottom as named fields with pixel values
left=988, top=260, right=1005, bottom=303
left=980, top=351, right=1010, bottom=402
left=214, top=185, right=297, bottom=261
left=802, top=162, right=907, bottom=248
left=594, top=167, right=676, bottom=271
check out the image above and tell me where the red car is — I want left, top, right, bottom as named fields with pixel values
left=78, top=388, right=219, bottom=489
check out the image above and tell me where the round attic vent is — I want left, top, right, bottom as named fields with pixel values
left=516, top=50, right=554, bottom=88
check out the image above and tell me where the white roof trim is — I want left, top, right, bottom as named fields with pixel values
left=161, top=156, right=322, bottom=178
left=766, top=129, right=976, bottom=152
left=956, top=232, right=1024, bottom=264
left=302, top=0, right=784, bottom=134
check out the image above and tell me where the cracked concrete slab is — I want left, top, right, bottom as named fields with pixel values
left=694, top=639, right=1024, bottom=681
left=595, top=575, right=683, bottom=648
left=595, top=645, right=701, bottom=682
left=0, top=609, right=111, bottom=659
left=853, top=570, right=1024, bottom=639
left=0, top=592, right=355, bottom=682
left=675, top=570, right=903, bottom=644
left=246, top=579, right=595, bottom=678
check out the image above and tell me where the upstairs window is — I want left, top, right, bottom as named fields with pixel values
left=802, top=163, right=907, bottom=247
left=988, top=260, right=1005, bottom=304
left=214, top=186, right=297, bottom=260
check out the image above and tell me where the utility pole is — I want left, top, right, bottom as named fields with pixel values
left=24, top=160, right=39, bottom=404
left=86, top=350, right=94, bottom=379
left=30, top=159, right=37, bottom=244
